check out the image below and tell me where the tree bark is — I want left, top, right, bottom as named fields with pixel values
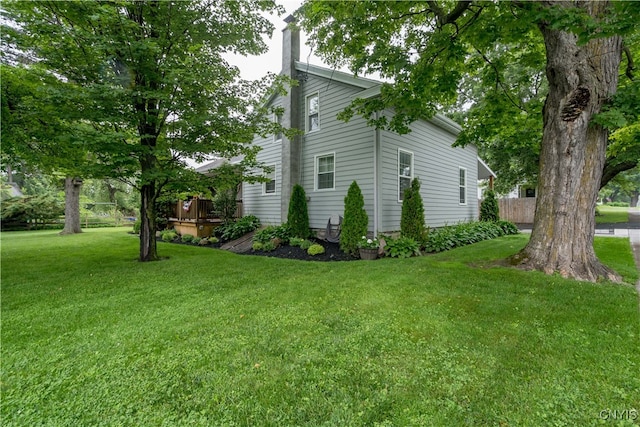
left=59, top=176, right=82, bottom=235
left=511, top=1, right=622, bottom=282
left=139, top=155, right=159, bottom=262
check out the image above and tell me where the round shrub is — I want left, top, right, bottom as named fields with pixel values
left=384, top=236, right=421, bottom=258
left=299, top=239, right=313, bottom=250
left=181, top=234, right=195, bottom=243
left=162, top=231, right=177, bottom=242
left=307, top=244, right=325, bottom=256
left=341, top=181, right=368, bottom=255
left=262, top=241, right=276, bottom=252
left=252, top=242, right=264, bottom=251
left=208, top=236, right=219, bottom=244
left=289, top=237, right=304, bottom=247
left=192, top=237, right=202, bottom=245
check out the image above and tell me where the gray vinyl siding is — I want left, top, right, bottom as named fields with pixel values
left=244, top=78, right=479, bottom=232
left=242, top=98, right=283, bottom=225
left=297, top=74, right=376, bottom=232
left=379, top=113, right=478, bottom=230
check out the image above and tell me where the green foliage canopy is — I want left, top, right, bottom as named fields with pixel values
left=2, top=0, right=285, bottom=260
left=299, top=1, right=639, bottom=193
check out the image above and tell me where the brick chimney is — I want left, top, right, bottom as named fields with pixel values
left=280, top=15, right=301, bottom=220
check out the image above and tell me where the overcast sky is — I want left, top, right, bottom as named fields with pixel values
left=224, top=0, right=326, bottom=81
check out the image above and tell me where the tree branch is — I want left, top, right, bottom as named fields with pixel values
left=473, top=47, right=528, bottom=113
left=623, top=44, right=634, bottom=80
left=427, top=0, right=472, bottom=26
left=601, top=157, right=639, bottom=189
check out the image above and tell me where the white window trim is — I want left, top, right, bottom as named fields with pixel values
left=398, top=148, right=414, bottom=202
left=273, top=112, right=282, bottom=143
left=305, top=92, right=320, bottom=134
left=262, top=164, right=277, bottom=196
left=459, top=166, right=467, bottom=205
left=314, top=152, right=335, bottom=191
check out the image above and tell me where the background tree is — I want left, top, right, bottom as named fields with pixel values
left=0, top=194, right=63, bottom=231
left=0, top=64, right=111, bottom=234
left=299, top=0, right=639, bottom=281
left=341, top=181, right=368, bottom=256
left=600, top=166, right=640, bottom=207
left=287, top=184, right=311, bottom=239
left=400, top=178, right=426, bottom=242
left=2, top=0, right=283, bottom=261
left=452, top=37, right=639, bottom=195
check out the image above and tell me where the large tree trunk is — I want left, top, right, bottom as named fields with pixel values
left=512, top=1, right=622, bottom=282
left=59, top=176, right=82, bottom=235
left=139, top=180, right=158, bottom=262
left=138, top=149, right=159, bottom=261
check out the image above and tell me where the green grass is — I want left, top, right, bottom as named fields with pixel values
left=2, top=229, right=639, bottom=426
left=596, top=205, right=630, bottom=224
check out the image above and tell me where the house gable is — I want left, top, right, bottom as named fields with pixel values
left=241, top=17, right=489, bottom=234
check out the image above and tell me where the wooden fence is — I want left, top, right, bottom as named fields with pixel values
left=498, top=198, right=536, bottom=224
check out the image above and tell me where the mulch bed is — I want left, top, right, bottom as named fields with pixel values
left=239, top=240, right=356, bottom=262
left=165, top=237, right=358, bottom=262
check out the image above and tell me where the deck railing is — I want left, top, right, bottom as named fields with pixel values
left=172, top=198, right=243, bottom=221
left=174, top=199, right=215, bottom=221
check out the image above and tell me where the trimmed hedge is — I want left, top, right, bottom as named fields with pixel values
left=424, top=220, right=519, bottom=253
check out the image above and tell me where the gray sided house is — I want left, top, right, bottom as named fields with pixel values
left=243, top=18, right=495, bottom=235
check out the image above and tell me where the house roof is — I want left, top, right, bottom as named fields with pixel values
left=294, top=61, right=380, bottom=90
left=294, top=61, right=462, bottom=136
left=294, top=62, right=496, bottom=179
left=477, top=157, right=497, bottom=179
left=194, top=155, right=244, bottom=174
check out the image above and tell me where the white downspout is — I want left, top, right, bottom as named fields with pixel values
left=373, top=111, right=379, bottom=236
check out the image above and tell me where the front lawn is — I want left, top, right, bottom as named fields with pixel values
left=1, top=229, right=639, bottom=426
left=596, top=205, right=630, bottom=224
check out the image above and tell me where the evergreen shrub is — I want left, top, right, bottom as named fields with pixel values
left=400, top=178, right=426, bottom=242
left=340, top=181, right=368, bottom=255
left=287, top=184, right=310, bottom=238
left=480, top=189, right=500, bottom=222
